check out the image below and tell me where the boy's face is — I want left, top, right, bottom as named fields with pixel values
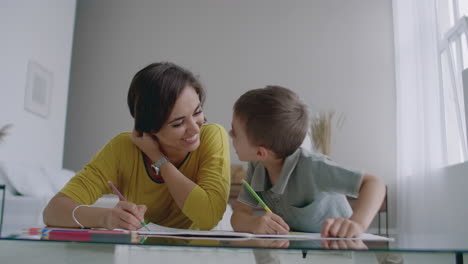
left=229, top=114, right=259, bottom=162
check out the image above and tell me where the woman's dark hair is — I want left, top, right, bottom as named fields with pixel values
left=127, top=62, right=205, bottom=133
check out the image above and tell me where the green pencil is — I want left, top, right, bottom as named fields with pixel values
left=242, top=180, right=273, bottom=213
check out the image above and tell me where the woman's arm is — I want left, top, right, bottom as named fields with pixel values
left=130, top=131, right=196, bottom=208
left=43, top=193, right=147, bottom=230
left=43, top=193, right=108, bottom=228
left=157, top=162, right=196, bottom=208
left=43, top=134, right=147, bottom=230
left=131, top=125, right=230, bottom=229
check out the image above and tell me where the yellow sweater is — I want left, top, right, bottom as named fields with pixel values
left=60, top=124, right=231, bottom=230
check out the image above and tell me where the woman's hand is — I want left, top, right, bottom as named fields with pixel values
left=130, top=130, right=164, bottom=160
left=320, top=218, right=365, bottom=238
left=103, top=201, right=147, bottom=230
left=250, top=212, right=290, bottom=235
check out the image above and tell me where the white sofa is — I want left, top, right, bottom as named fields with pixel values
left=0, top=162, right=75, bottom=237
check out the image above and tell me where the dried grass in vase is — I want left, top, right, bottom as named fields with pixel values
left=310, top=111, right=344, bottom=156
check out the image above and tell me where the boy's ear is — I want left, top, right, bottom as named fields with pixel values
left=256, top=146, right=270, bottom=160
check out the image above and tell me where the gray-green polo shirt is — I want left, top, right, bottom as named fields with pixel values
left=238, top=147, right=363, bottom=232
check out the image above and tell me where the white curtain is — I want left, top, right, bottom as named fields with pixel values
left=393, top=0, right=449, bottom=241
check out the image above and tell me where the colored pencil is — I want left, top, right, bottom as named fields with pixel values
left=242, top=180, right=273, bottom=213
left=23, top=228, right=129, bottom=236
left=108, top=180, right=150, bottom=231
left=42, top=229, right=139, bottom=243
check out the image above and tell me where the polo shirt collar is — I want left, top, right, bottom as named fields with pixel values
left=250, top=163, right=267, bottom=192
left=250, top=148, right=302, bottom=194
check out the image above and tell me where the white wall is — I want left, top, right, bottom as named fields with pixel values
left=0, top=0, right=76, bottom=168
left=64, top=0, right=396, bottom=226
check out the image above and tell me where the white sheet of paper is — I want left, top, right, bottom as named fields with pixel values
left=137, top=223, right=393, bottom=241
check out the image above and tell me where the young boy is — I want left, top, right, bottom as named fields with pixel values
left=230, top=86, right=386, bottom=238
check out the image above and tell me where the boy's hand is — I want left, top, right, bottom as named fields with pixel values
left=251, top=212, right=290, bottom=235
left=320, top=218, right=364, bottom=238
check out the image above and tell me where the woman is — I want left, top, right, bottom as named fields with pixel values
left=43, top=62, right=231, bottom=230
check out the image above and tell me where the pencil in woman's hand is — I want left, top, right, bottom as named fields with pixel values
left=107, top=180, right=150, bottom=231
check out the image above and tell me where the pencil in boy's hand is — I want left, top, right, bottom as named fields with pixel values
left=107, top=180, right=150, bottom=231
left=242, top=179, right=273, bottom=213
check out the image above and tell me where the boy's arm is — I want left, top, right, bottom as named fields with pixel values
left=321, top=173, right=386, bottom=237
left=231, top=202, right=290, bottom=234
left=349, top=173, right=386, bottom=230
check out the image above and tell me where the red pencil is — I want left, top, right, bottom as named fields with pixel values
left=42, top=230, right=139, bottom=243
left=23, top=227, right=82, bottom=236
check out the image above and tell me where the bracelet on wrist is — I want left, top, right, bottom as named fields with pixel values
left=72, top=204, right=90, bottom=229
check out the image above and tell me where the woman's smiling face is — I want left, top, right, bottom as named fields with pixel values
left=155, top=86, right=204, bottom=156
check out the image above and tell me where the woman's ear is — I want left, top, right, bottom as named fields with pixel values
left=150, top=131, right=159, bottom=140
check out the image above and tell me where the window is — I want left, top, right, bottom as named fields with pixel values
left=437, top=0, right=468, bottom=165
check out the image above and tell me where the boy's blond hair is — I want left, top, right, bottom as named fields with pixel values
left=234, top=86, right=309, bottom=158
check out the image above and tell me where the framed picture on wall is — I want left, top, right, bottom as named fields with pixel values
left=24, top=60, right=53, bottom=118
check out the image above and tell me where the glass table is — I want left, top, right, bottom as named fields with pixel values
left=1, top=231, right=467, bottom=264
